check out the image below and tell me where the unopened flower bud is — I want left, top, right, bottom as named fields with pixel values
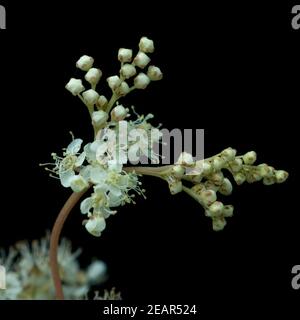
left=65, top=78, right=85, bottom=96
left=233, top=172, right=246, bottom=185
left=76, top=55, right=94, bottom=71
left=221, top=147, right=237, bottom=161
left=147, top=66, right=163, bottom=81
left=85, top=216, right=106, bottom=237
left=120, top=64, right=137, bottom=79
left=200, top=189, right=217, bottom=206
left=111, top=105, right=128, bottom=122
left=97, top=95, right=108, bottom=109
left=139, top=37, right=155, bottom=53
left=85, top=68, right=102, bottom=85
left=177, top=152, right=194, bottom=167
left=223, top=205, right=234, bottom=218
left=208, top=201, right=224, bottom=218
left=229, top=158, right=243, bottom=173
left=70, top=175, right=89, bottom=192
left=257, top=164, right=273, bottom=178
left=172, top=165, right=185, bottom=179
left=107, top=75, right=121, bottom=90
left=134, top=73, right=150, bottom=89
left=243, top=151, right=257, bottom=165
left=204, top=181, right=220, bottom=192
left=133, top=52, right=151, bottom=69
left=202, top=161, right=213, bottom=175
left=92, top=110, right=108, bottom=127
left=246, top=173, right=257, bottom=184
left=219, top=178, right=233, bottom=195
left=263, top=176, right=276, bottom=185
left=212, top=218, right=227, bottom=231
left=118, top=48, right=133, bottom=63
left=213, top=156, right=225, bottom=170
left=169, top=180, right=182, bottom=195
left=275, top=170, right=289, bottom=183
left=191, top=183, right=205, bottom=195
left=82, top=89, right=99, bottom=105
left=210, top=172, right=224, bottom=186
left=115, top=81, right=130, bottom=96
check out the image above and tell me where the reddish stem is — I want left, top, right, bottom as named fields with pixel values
left=49, top=190, right=88, bottom=300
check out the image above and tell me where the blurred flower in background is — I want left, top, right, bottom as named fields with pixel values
left=0, top=233, right=107, bottom=299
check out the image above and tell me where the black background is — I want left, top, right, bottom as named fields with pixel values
left=0, top=0, right=299, bottom=318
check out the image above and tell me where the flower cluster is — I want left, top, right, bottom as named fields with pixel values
left=158, top=148, right=289, bottom=231
left=0, top=234, right=107, bottom=300
left=44, top=36, right=289, bottom=237
left=42, top=37, right=163, bottom=237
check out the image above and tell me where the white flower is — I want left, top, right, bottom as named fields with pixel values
left=139, top=37, right=154, bottom=53
left=134, top=73, right=150, bottom=89
left=0, top=235, right=107, bottom=299
left=92, top=110, right=108, bottom=127
left=76, top=55, right=94, bottom=71
left=65, top=78, right=85, bottom=96
left=82, top=89, right=100, bottom=105
left=133, top=52, right=151, bottom=69
left=85, top=215, right=106, bottom=237
left=111, top=105, right=128, bottom=122
left=59, top=139, right=86, bottom=187
left=0, top=272, right=22, bottom=300
left=107, top=75, right=121, bottom=90
left=120, top=63, right=136, bottom=79
left=69, top=175, right=89, bottom=192
left=85, top=68, right=102, bottom=85
left=118, top=48, right=133, bottom=63
left=97, top=95, right=108, bottom=109
left=147, top=66, right=163, bottom=81
left=94, top=126, right=128, bottom=164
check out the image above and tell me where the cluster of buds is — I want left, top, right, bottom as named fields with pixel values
left=65, top=36, right=163, bottom=136
left=160, top=148, right=288, bottom=231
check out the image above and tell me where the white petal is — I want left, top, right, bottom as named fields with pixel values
left=128, top=144, right=140, bottom=163
left=108, top=192, right=122, bottom=207
left=95, top=142, right=108, bottom=158
left=80, top=197, right=92, bottom=214
left=67, top=139, right=83, bottom=155
left=80, top=165, right=92, bottom=181
left=69, top=175, right=89, bottom=193
left=94, top=183, right=108, bottom=194
left=75, top=152, right=86, bottom=167
left=108, top=160, right=123, bottom=172
left=84, top=143, right=96, bottom=163
left=90, top=167, right=107, bottom=184
left=85, top=216, right=106, bottom=237
left=108, top=185, right=122, bottom=197
left=59, top=169, right=75, bottom=187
